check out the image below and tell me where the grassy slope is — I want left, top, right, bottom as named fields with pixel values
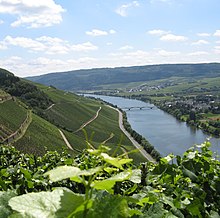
left=39, top=85, right=132, bottom=145
left=0, top=84, right=147, bottom=162
left=41, top=86, right=100, bottom=131
left=37, top=85, right=146, bottom=162
left=13, top=113, right=69, bottom=156
left=0, top=99, right=27, bottom=132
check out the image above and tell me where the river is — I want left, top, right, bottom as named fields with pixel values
left=85, top=94, right=220, bottom=157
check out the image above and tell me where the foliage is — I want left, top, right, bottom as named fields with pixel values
left=0, top=141, right=219, bottom=217
left=155, top=98, right=220, bottom=137
left=0, top=69, right=53, bottom=112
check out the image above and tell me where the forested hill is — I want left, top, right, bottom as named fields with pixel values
left=0, top=68, right=52, bottom=112
left=27, top=63, right=220, bottom=91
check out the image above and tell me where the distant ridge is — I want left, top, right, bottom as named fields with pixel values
left=26, top=63, right=220, bottom=91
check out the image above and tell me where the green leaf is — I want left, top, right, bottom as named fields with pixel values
left=118, top=158, right=133, bottom=165
left=164, top=211, right=179, bottom=218
left=88, top=193, right=130, bottom=218
left=137, top=197, right=151, bottom=206
left=0, top=177, right=7, bottom=191
left=187, top=151, right=196, bottom=159
left=186, top=199, right=202, bottom=218
left=101, top=153, right=123, bottom=169
left=142, top=202, right=168, bottom=218
left=129, top=169, right=141, bottom=183
left=104, top=167, right=118, bottom=173
left=129, top=209, right=143, bottom=216
left=20, top=168, right=32, bottom=180
left=55, top=188, right=85, bottom=217
left=181, top=198, right=191, bottom=206
left=161, top=154, right=175, bottom=164
left=44, top=165, right=81, bottom=182
left=182, top=166, right=198, bottom=182
left=0, top=191, right=16, bottom=218
left=9, top=189, right=62, bottom=217
left=80, top=166, right=102, bottom=176
left=209, top=210, right=220, bottom=218
left=9, top=213, right=28, bottom=218
left=92, top=171, right=131, bottom=192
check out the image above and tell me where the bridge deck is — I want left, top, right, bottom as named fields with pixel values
left=122, top=106, right=154, bottom=110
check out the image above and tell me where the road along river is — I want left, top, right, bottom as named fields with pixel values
left=85, top=94, right=220, bottom=157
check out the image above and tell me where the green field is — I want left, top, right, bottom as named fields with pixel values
left=39, top=85, right=132, bottom=145
left=38, top=86, right=146, bottom=162
left=0, top=99, right=27, bottom=136
left=0, top=78, right=149, bottom=163
left=13, top=113, right=69, bottom=156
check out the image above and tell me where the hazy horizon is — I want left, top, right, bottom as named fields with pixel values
left=0, top=0, right=220, bottom=77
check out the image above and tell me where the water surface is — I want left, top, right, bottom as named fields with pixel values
left=86, top=94, right=220, bottom=156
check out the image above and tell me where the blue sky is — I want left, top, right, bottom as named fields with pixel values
left=0, top=0, right=220, bottom=77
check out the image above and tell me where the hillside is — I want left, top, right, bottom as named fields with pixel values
left=27, top=63, right=220, bottom=91
left=0, top=69, right=146, bottom=162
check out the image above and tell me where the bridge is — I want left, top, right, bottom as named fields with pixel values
left=122, top=106, right=155, bottom=110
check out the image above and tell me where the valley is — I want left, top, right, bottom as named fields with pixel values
left=1, top=64, right=220, bottom=217
left=0, top=68, right=149, bottom=163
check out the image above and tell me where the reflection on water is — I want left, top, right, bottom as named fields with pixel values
left=85, top=94, right=220, bottom=156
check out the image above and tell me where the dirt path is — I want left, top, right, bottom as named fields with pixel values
left=101, top=133, right=114, bottom=144
left=75, top=107, right=102, bottom=133
left=58, top=129, right=73, bottom=150
left=46, top=103, right=55, bottom=111
left=108, top=106, right=156, bottom=163
left=0, top=96, right=12, bottom=104
left=6, top=110, right=32, bottom=144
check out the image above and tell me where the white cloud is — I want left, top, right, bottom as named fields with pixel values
left=216, top=41, right=220, bottom=44
left=214, top=46, right=220, bottom=54
left=188, top=51, right=209, bottom=56
left=0, top=43, right=7, bottom=50
left=0, top=56, right=99, bottom=77
left=71, top=42, right=98, bottom=52
left=109, top=29, right=116, bottom=34
left=191, top=40, right=209, bottom=45
left=86, top=29, right=116, bottom=36
left=109, top=50, right=150, bottom=64
left=160, top=33, right=188, bottom=42
left=214, top=30, right=220, bottom=37
left=115, top=1, right=139, bottom=17
left=157, top=49, right=180, bottom=56
left=148, top=29, right=170, bottom=36
left=197, top=33, right=211, bottom=37
left=36, top=36, right=70, bottom=54
left=119, top=45, right=133, bottom=50
left=1, top=36, right=98, bottom=54
left=0, top=0, right=65, bottom=28
left=86, top=29, right=108, bottom=36
left=122, top=50, right=149, bottom=61
left=0, top=19, right=3, bottom=24
left=4, top=35, right=46, bottom=51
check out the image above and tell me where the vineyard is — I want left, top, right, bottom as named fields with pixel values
left=0, top=140, right=219, bottom=217
left=0, top=100, right=28, bottom=144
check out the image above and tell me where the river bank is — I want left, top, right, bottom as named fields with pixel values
left=85, top=94, right=220, bottom=157
left=107, top=105, right=157, bottom=163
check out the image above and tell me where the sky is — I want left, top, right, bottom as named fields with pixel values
left=0, top=0, right=220, bottom=77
